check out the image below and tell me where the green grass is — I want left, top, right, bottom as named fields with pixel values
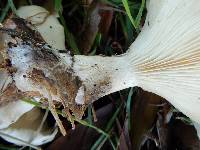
left=122, top=0, right=145, bottom=33
left=0, top=132, right=40, bottom=150
left=7, top=0, right=17, bottom=14
left=54, top=0, right=62, bottom=12
left=55, top=0, right=80, bottom=54
left=122, top=0, right=138, bottom=30
left=91, top=103, right=123, bottom=150
left=21, top=98, right=110, bottom=139
left=126, top=87, right=134, bottom=131
left=0, top=1, right=10, bottom=22
left=0, top=144, right=19, bottom=150
left=58, top=11, right=80, bottom=54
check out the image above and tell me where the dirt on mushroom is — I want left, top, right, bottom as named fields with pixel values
left=0, top=16, right=88, bottom=135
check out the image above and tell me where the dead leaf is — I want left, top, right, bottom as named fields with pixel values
left=131, top=88, right=165, bottom=149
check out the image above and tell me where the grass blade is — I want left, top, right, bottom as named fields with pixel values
left=87, top=104, right=93, bottom=125
left=91, top=103, right=123, bottom=150
left=54, top=0, right=62, bottom=12
left=21, top=98, right=109, bottom=138
left=126, top=87, right=134, bottom=130
left=0, top=132, right=40, bottom=150
left=121, top=0, right=137, bottom=30
left=0, top=2, right=10, bottom=22
left=0, top=144, right=18, bottom=150
left=8, top=0, right=16, bottom=14
left=135, top=0, right=145, bottom=29
left=58, top=11, right=80, bottom=54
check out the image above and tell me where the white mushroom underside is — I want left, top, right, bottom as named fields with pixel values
left=75, top=0, right=200, bottom=129
left=127, top=0, right=200, bottom=124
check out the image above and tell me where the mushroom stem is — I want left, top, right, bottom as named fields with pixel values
left=73, top=55, right=138, bottom=104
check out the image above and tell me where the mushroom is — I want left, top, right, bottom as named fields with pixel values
left=73, top=0, right=200, bottom=137
left=16, top=5, right=65, bottom=50
left=1, top=0, right=200, bottom=138
left=0, top=108, right=58, bottom=146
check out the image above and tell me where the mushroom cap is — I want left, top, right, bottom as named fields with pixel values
left=126, top=0, right=200, bottom=129
left=0, top=108, right=58, bottom=146
left=17, top=5, right=65, bottom=50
